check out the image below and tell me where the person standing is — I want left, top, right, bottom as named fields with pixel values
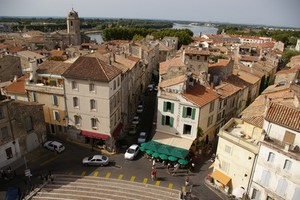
left=151, top=169, right=157, bottom=181
left=185, top=176, right=190, bottom=186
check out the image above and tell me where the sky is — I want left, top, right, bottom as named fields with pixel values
left=0, top=0, right=300, bottom=28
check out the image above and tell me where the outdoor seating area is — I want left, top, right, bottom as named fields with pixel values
left=140, top=141, right=191, bottom=169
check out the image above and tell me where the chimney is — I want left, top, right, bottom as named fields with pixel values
left=13, top=75, right=18, bottom=82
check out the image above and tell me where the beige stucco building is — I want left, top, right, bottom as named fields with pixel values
left=63, top=55, right=122, bottom=149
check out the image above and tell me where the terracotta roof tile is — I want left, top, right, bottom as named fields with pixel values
left=159, top=75, right=186, bottom=88
left=234, top=64, right=265, bottom=78
left=7, top=46, right=26, bottom=53
left=215, top=82, right=241, bottom=97
left=159, top=57, right=185, bottom=75
left=62, top=56, right=121, bottom=82
left=209, top=59, right=230, bottom=68
left=276, top=66, right=300, bottom=75
left=5, top=74, right=29, bottom=94
left=115, top=55, right=137, bottom=70
left=226, top=74, right=251, bottom=89
left=182, top=83, right=219, bottom=107
left=240, top=55, right=259, bottom=62
left=185, top=49, right=210, bottom=55
left=266, top=102, right=300, bottom=132
left=37, top=60, right=71, bottom=75
left=242, top=116, right=264, bottom=128
left=233, top=69, right=260, bottom=84
left=0, top=43, right=8, bottom=49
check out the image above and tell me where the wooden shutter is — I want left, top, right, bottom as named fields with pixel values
left=163, top=102, right=167, bottom=112
left=191, top=108, right=196, bottom=120
left=170, top=117, right=174, bottom=127
left=161, top=115, right=165, bottom=125
left=182, top=107, right=186, bottom=118
left=171, top=103, right=174, bottom=114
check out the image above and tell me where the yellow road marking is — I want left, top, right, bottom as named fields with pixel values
left=81, top=171, right=86, bottom=176
left=40, top=156, right=58, bottom=166
left=118, top=174, right=123, bottom=180
left=130, top=176, right=135, bottom=181
left=182, top=186, right=186, bottom=192
left=105, top=172, right=111, bottom=178
left=168, top=183, right=173, bottom=189
left=155, top=181, right=160, bottom=186
left=143, top=178, right=148, bottom=184
left=93, top=171, right=99, bottom=177
left=32, top=153, right=51, bottom=163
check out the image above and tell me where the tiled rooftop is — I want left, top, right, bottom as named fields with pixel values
left=266, top=102, right=300, bottom=132
left=182, top=83, right=219, bottom=107
left=62, top=55, right=121, bottom=82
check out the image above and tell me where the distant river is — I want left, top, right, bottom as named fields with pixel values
left=86, top=33, right=104, bottom=44
left=86, top=23, right=218, bottom=44
left=172, top=23, right=218, bottom=36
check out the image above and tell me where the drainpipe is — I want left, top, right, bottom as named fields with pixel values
left=246, top=147, right=259, bottom=198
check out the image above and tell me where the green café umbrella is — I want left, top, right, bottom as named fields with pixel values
left=152, top=152, right=160, bottom=158
left=146, top=150, right=153, bottom=155
left=141, top=143, right=147, bottom=148
left=159, top=154, right=168, bottom=160
left=168, top=156, right=178, bottom=162
left=140, top=146, right=146, bottom=152
left=178, top=159, right=189, bottom=165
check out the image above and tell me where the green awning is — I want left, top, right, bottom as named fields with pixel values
left=142, top=141, right=189, bottom=159
left=178, top=159, right=189, bottom=165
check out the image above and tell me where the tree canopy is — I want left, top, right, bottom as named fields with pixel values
left=102, top=27, right=193, bottom=48
left=282, top=50, right=300, bottom=64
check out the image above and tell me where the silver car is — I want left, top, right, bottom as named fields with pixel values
left=82, top=155, right=109, bottom=166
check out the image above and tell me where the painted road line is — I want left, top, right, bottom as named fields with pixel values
left=130, top=176, right=135, bottom=182
left=81, top=171, right=86, bottom=176
left=143, top=178, right=148, bottom=184
left=40, top=156, right=58, bottom=166
left=32, top=153, right=52, bottom=163
left=105, top=172, right=111, bottom=178
left=118, top=174, right=123, bottom=180
left=168, top=183, right=173, bottom=189
left=155, top=181, right=161, bottom=186
left=93, top=171, right=99, bottom=177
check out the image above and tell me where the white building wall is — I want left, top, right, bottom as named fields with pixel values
left=263, top=121, right=300, bottom=146
left=250, top=144, right=300, bottom=200
left=216, top=136, right=256, bottom=191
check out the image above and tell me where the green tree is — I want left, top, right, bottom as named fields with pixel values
left=282, top=50, right=300, bottom=64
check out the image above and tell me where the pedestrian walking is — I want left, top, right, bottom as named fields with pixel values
left=167, top=163, right=171, bottom=173
left=172, top=163, right=180, bottom=176
left=152, top=158, right=156, bottom=167
left=185, top=176, right=190, bottom=186
left=151, top=169, right=157, bottom=181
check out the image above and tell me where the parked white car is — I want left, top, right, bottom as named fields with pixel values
left=137, top=104, right=143, bottom=113
left=44, top=141, right=65, bottom=153
left=124, top=144, right=140, bottom=160
left=132, top=116, right=139, bottom=125
left=137, top=132, right=148, bottom=144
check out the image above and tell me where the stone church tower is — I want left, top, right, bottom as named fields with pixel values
left=67, top=9, right=81, bottom=45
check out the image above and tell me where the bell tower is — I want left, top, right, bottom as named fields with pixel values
left=67, top=8, right=81, bottom=45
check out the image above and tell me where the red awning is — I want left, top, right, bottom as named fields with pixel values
left=81, top=130, right=109, bottom=140
left=112, top=123, right=123, bottom=139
